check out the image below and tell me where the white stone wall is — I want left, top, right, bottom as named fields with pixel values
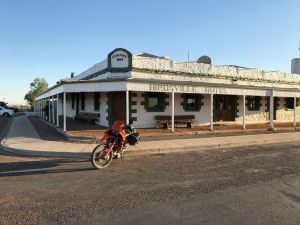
left=235, top=96, right=300, bottom=123
left=80, top=93, right=94, bottom=113
left=132, top=56, right=300, bottom=85
left=98, top=92, right=109, bottom=127
left=66, top=93, right=76, bottom=118
left=236, top=96, right=269, bottom=123
left=57, top=92, right=300, bottom=129
left=132, top=92, right=211, bottom=128
left=275, top=97, right=300, bottom=121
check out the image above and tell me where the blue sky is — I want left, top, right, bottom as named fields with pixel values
left=0, top=0, right=299, bottom=104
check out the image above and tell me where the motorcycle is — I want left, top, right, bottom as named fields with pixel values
left=91, top=120, right=140, bottom=169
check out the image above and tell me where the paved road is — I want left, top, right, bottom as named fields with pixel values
left=0, top=142, right=299, bottom=225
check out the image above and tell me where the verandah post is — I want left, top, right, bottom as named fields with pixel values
left=243, top=94, right=246, bottom=130
left=57, top=94, right=59, bottom=127
left=126, top=90, right=129, bottom=125
left=269, top=93, right=274, bottom=130
left=63, top=92, right=66, bottom=132
left=294, top=97, right=297, bottom=128
left=52, top=95, right=55, bottom=125
left=210, top=93, right=213, bottom=131
left=171, top=91, right=174, bottom=132
left=48, top=97, right=51, bottom=122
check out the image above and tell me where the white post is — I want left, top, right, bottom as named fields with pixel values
left=294, top=97, right=297, bottom=128
left=39, top=101, right=42, bottom=117
left=210, top=93, right=214, bottom=131
left=171, top=91, right=175, bottom=132
left=42, top=99, right=44, bottom=119
left=243, top=94, right=246, bottom=130
left=57, top=94, right=59, bottom=127
left=63, top=92, right=66, bottom=132
left=126, top=90, right=129, bottom=125
left=39, top=100, right=41, bottom=118
left=38, top=101, right=40, bottom=117
left=36, top=101, right=38, bottom=117
left=52, top=96, right=55, bottom=124
left=48, top=97, right=51, bottom=122
left=35, top=101, right=37, bottom=116
left=34, top=101, right=36, bottom=116
left=269, top=95, right=274, bottom=130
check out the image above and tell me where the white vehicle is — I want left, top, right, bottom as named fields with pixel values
left=0, top=106, right=15, bottom=117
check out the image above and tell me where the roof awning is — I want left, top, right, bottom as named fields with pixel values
left=35, top=80, right=300, bottom=101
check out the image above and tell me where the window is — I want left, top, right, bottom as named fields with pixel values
left=285, top=97, right=294, bottom=109
left=81, top=93, right=85, bottom=110
left=182, top=94, right=202, bottom=111
left=94, top=92, right=100, bottom=111
left=247, top=96, right=260, bottom=111
left=71, top=93, right=75, bottom=109
left=144, top=92, right=166, bottom=112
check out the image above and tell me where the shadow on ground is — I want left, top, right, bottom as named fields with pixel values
left=0, top=158, right=93, bottom=177
left=27, top=116, right=69, bottom=141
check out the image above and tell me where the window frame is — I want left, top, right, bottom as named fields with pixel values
left=71, top=93, right=75, bottom=109
left=246, top=96, right=260, bottom=111
left=285, top=97, right=295, bottom=110
left=94, top=92, right=100, bottom=111
left=144, top=92, right=166, bottom=112
left=80, top=92, right=85, bottom=111
left=182, top=94, right=202, bottom=112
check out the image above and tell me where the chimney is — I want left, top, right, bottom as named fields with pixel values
left=70, top=72, right=75, bottom=78
left=291, top=58, right=300, bottom=74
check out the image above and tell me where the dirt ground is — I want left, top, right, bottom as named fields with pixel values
left=65, top=120, right=300, bottom=140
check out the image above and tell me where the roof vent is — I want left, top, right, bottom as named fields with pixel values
left=197, top=55, right=212, bottom=64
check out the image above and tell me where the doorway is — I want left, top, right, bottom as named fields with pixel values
left=214, top=95, right=237, bottom=121
left=111, top=92, right=126, bottom=122
left=76, top=93, right=80, bottom=115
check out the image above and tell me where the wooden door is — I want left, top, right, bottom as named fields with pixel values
left=215, top=95, right=236, bottom=121
left=111, top=92, right=126, bottom=122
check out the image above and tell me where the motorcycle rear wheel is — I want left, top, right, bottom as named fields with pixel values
left=91, top=144, right=113, bottom=169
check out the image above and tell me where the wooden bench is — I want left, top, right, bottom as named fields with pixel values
left=155, top=115, right=195, bottom=129
left=74, top=112, right=100, bottom=124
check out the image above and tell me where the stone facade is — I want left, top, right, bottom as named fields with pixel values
left=35, top=48, right=300, bottom=131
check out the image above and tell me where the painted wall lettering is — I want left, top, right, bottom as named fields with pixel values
left=204, top=87, right=227, bottom=94
left=149, top=83, right=196, bottom=92
left=148, top=83, right=230, bottom=94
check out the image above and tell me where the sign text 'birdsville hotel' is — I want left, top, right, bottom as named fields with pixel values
left=149, top=83, right=228, bottom=94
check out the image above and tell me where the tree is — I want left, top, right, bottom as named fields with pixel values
left=24, top=78, right=48, bottom=108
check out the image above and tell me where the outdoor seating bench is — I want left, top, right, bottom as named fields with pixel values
left=155, top=115, right=195, bottom=129
left=74, top=112, right=100, bottom=124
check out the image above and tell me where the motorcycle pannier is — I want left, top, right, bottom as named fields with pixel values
left=127, top=133, right=140, bottom=146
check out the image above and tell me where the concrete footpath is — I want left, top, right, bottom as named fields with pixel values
left=1, top=114, right=300, bottom=158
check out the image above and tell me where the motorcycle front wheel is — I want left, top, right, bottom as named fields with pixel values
left=91, top=144, right=113, bottom=169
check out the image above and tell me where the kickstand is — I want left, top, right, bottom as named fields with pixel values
left=121, top=154, right=124, bottom=164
